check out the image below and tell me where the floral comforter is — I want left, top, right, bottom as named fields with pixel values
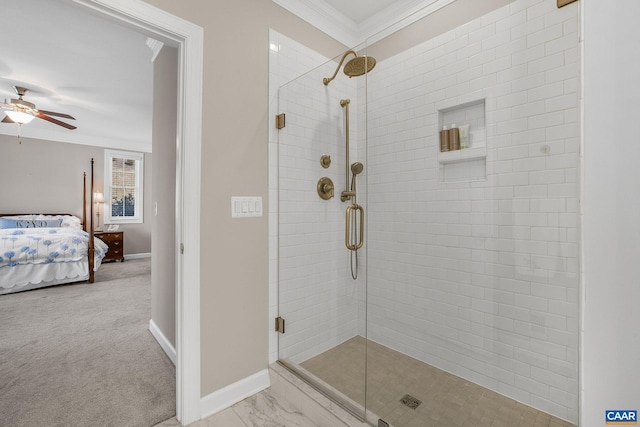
left=0, top=227, right=108, bottom=269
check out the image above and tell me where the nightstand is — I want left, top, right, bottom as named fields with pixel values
left=95, top=231, right=125, bottom=262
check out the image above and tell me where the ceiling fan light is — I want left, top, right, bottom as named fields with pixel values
left=4, top=110, right=35, bottom=124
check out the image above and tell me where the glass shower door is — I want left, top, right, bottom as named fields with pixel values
left=276, top=54, right=367, bottom=420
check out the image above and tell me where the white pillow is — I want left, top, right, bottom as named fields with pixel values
left=1, top=215, right=36, bottom=220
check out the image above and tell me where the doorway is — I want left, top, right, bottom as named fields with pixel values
left=71, top=0, right=203, bottom=423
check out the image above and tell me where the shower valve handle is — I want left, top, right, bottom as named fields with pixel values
left=317, top=177, right=335, bottom=200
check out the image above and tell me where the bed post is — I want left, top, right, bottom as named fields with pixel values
left=83, top=172, right=87, bottom=232
left=88, top=158, right=95, bottom=283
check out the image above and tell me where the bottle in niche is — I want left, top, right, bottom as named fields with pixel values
left=459, top=124, right=470, bottom=149
left=449, top=124, right=460, bottom=151
left=440, top=125, right=450, bottom=152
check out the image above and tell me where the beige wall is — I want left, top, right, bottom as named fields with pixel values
left=0, top=134, right=152, bottom=255
left=151, top=45, right=178, bottom=347
left=0, top=135, right=100, bottom=217
left=142, top=0, right=346, bottom=396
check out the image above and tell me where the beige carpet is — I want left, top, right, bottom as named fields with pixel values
left=301, top=336, right=575, bottom=427
left=95, top=258, right=151, bottom=283
left=0, top=258, right=176, bottom=427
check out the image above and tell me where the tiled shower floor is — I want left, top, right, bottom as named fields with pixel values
left=300, top=336, right=575, bottom=427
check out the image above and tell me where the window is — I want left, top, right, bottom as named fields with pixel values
left=104, top=150, right=144, bottom=224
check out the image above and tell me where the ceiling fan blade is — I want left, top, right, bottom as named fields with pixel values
left=37, top=109, right=75, bottom=120
left=35, top=112, right=77, bottom=130
left=2, top=115, right=15, bottom=123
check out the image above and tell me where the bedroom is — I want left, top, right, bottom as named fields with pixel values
left=0, top=0, right=178, bottom=424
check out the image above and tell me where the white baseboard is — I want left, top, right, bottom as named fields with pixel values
left=126, top=252, right=151, bottom=260
left=149, top=319, right=176, bottom=366
left=200, top=369, right=270, bottom=419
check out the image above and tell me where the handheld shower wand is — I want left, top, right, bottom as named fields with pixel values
left=341, top=162, right=363, bottom=202
left=350, top=161, right=363, bottom=192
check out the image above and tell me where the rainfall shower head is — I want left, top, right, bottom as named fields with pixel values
left=323, top=50, right=377, bottom=85
left=351, top=162, right=364, bottom=175
left=344, top=56, right=376, bottom=78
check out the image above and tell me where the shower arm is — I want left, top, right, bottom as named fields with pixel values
left=323, top=50, right=358, bottom=86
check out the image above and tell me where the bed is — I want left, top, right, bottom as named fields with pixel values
left=0, top=159, right=108, bottom=295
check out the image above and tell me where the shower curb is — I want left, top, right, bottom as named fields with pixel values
left=269, top=363, right=370, bottom=427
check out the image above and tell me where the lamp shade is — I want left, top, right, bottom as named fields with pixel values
left=94, top=192, right=104, bottom=203
left=4, top=110, right=35, bottom=124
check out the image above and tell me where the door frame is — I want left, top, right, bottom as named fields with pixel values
left=71, top=0, right=203, bottom=424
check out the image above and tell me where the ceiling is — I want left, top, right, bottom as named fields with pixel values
left=0, top=0, right=450, bottom=152
left=0, top=0, right=154, bottom=152
left=322, top=0, right=399, bottom=24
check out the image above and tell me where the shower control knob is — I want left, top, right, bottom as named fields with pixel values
left=317, top=177, right=334, bottom=200
left=320, top=154, right=331, bottom=168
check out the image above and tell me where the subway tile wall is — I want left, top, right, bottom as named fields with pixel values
left=365, top=0, right=579, bottom=422
left=269, top=30, right=363, bottom=365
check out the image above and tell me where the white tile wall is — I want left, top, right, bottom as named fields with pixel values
left=269, top=31, right=363, bottom=365
left=365, top=0, right=579, bottom=422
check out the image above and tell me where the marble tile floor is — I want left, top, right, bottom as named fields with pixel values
left=154, top=388, right=318, bottom=427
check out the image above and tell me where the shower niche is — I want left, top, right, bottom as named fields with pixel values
left=437, top=98, right=487, bottom=182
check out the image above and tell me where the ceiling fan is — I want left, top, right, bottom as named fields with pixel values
left=1, top=86, right=76, bottom=130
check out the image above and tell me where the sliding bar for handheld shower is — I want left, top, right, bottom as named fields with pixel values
left=340, top=98, right=352, bottom=202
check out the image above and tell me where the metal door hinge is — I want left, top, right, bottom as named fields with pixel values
left=557, top=0, right=578, bottom=7
left=276, top=113, right=285, bottom=129
left=275, top=316, right=285, bottom=334
left=180, top=243, right=184, bottom=254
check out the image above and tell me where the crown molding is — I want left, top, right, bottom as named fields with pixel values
left=273, top=0, right=458, bottom=48
left=362, top=0, right=457, bottom=45
left=146, top=37, right=164, bottom=62
left=272, top=0, right=359, bottom=47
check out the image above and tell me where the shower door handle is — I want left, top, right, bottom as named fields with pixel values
left=345, top=204, right=364, bottom=251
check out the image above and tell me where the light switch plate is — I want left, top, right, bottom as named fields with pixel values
left=231, top=196, right=263, bottom=218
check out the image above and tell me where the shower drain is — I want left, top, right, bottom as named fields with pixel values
left=400, top=394, right=422, bottom=409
